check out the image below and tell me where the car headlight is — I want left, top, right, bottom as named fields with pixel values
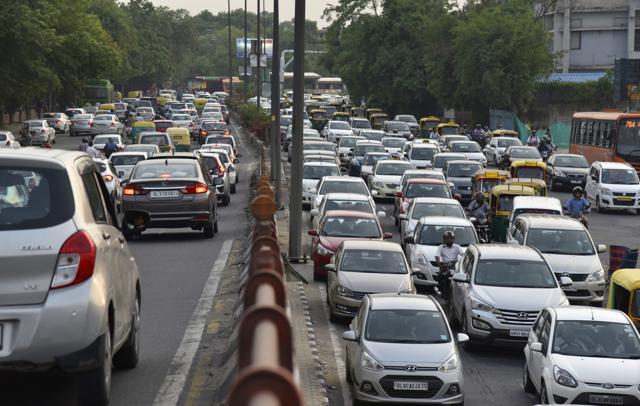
left=470, top=296, right=494, bottom=312
left=337, top=285, right=354, bottom=297
left=361, top=351, right=384, bottom=371
left=553, top=365, right=578, bottom=388
left=601, top=187, right=612, bottom=195
left=553, top=169, right=566, bottom=177
left=438, top=353, right=459, bottom=373
left=416, top=253, right=427, bottom=265
left=373, top=180, right=385, bottom=188
left=317, top=244, right=334, bottom=256
left=587, top=269, right=605, bottom=283
left=558, top=295, right=570, bottom=306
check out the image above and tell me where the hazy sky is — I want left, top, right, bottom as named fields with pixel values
left=151, top=1, right=339, bottom=27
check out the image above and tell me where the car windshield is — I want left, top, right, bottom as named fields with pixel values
left=434, top=156, right=463, bottom=169
left=111, top=155, right=145, bottom=166
left=365, top=309, right=450, bottom=344
left=526, top=229, right=595, bottom=255
left=417, top=225, right=476, bottom=246
left=404, top=173, right=444, bottom=182
left=94, top=116, right=113, bottom=122
left=140, top=135, right=168, bottom=145
left=321, top=218, right=380, bottom=238
left=410, top=148, right=436, bottom=160
left=412, top=203, right=464, bottom=220
left=497, top=138, right=521, bottom=147
left=155, top=122, right=172, bottom=129
left=451, top=142, right=481, bottom=153
left=363, top=154, right=391, bottom=166
left=330, top=122, right=351, bottom=130
left=325, top=200, right=372, bottom=213
left=280, top=117, right=292, bottom=126
left=207, top=137, right=233, bottom=146
left=355, top=145, right=385, bottom=157
left=602, top=168, right=640, bottom=185
left=172, top=115, right=190, bottom=121
left=0, top=167, right=74, bottom=230
left=319, top=181, right=369, bottom=195
left=351, top=120, right=370, bottom=128
left=617, top=120, right=640, bottom=158
left=510, top=148, right=541, bottom=159
left=396, top=115, right=417, bottom=123
left=29, top=121, right=43, bottom=127
left=553, top=321, right=640, bottom=359
left=406, top=183, right=450, bottom=198
left=303, top=165, right=340, bottom=180
left=555, top=156, right=588, bottom=168
left=126, top=145, right=156, bottom=153
left=339, top=249, right=406, bottom=273
left=447, top=163, right=483, bottom=178
left=132, top=163, right=197, bottom=179
left=474, top=259, right=556, bottom=288
left=361, top=131, right=383, bottom=141
left=339, top=138, right=361, bottom=148
left=75, top=114, right=92, bottom=120
left=516, top=167, right=544, bottom=179
left=477, top=178, right=502, bottom=193
left=137, top=108, right=152, bottom=113
left=377, top=163, right=410, bottom=176
left=387, top=122, right=410, bottom=131
left=382, top=138, right=406, bottom=148
left=203, top=122, right=227, bottom=131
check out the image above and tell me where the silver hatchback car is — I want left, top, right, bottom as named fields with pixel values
left=0, top=149, right=141, bottom=406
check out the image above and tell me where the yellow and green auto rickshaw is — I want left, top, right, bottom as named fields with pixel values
left=130, top=121, right=156, bottom=143
left=342, top=103, right=353, bottom=113
left=194, top=98, right=208, bottom=113
left=305, top=102, right=320, bottom=114
left=309, top=109, right=329, bottom=132
left=472, top=169, right=510, bottom=199
left=491, top=129, right=519, bottom=139
left=510, top=160, right=548, bottom=183
left=167, top=127, right=191, bottom=152
left=608, top=268, right=640, bottom=327
left=366, top=108, right=383, bottom=120
left=128, top=90, right=143, bottom=99
left=351, top=107, right=366, bottom=118
left=333, top=112, right=350, bottom=122
left=369, top=113, right=389, bottom=130
left=419, top=116, right=440, bottom=138
left=489, top=185, right=536, bottom=242
left=505, top=178, right=548, bottom=196
left=436, top=122, right=460, bottom=137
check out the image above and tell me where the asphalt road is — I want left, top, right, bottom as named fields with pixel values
left=1, top=126, right=256, bottom=406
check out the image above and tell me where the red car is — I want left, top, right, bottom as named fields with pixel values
left=308, top=210, right=392, bottom=281
left=394, top=178, right=456, bottom=227
left=154, top=120, right=174, bottom=133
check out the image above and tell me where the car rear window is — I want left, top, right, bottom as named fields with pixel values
left=43, top=113, right=58, bottom=119
left=140, top=135, right=169, bottom=145
left=111, top=155, right=145, bottom=166
left=132, top=163, right=197, bottom=179
left=0, top=167, right=74, bottom=230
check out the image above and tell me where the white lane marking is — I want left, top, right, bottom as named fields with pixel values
left=319, top=285, right=351, bottom=406
left=152, top=239, right=233, bottom=406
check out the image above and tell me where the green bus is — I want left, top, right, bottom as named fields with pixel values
left=82, top=79, right=115, bottom=105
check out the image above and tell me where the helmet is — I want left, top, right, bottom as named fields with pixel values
left=476, top=124, right=482, bottom=128
left=443, top=230, right=455, bottom=239
left=572, top=186, right=583, bottom=195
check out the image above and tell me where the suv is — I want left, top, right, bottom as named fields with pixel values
left=585, top=161, right=640, bottom=213
left=0, top=149, right=141, bottom=405
left=449, top=244, right=570, bottom=348
left=508, top=214, right=607, bottom=303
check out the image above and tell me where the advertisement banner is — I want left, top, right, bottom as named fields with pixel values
left=236, top=38, right=273, bottom=60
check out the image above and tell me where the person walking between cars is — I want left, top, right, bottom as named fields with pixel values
left=564, top=186, right=590, bottom=228
left=103, top=138, right=119, bottom=158
left=78, top=138, right=89, bottom=153
left=435, top=231, right=464, bottom=301
left=527, top=130, right=539, bottom=147
left=85, top=140, right=101, bottom=159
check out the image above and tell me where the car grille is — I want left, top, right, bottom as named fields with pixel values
left=572, top=393, right=639, bottom=405
left=613, top=192, right=635, bottom=197
left=566, top=173, right=585, bottom=178
left=379, top=375, right=443, bottom=399
left=554, top=273, right=588, bottom=282
left=613, top=199, right=635, bottom=206
left=386, top=183, right=398, bottom=189
left=493, top=309, right=538, bottom=326
left=585, top=382, right=633, bottom=389
left=351, top=291, right=370, bottom=300
left=567, top=289, right=591, bottom=297
left=385, top=366, right=438, bottom=372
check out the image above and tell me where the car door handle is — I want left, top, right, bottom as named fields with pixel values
left=102, top=232, right=111, bottom=240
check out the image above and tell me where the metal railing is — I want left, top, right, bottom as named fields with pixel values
left=227, top=175, right=303, bottom=406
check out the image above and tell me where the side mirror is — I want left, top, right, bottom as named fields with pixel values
left=310, top=209, right=320, bottom=217
left=309, top=188, right=317, bottom=194
left=560, top=276, right=573, bottom=287
left=308, top=229, right=318, bottom=236
left=371, top=190, right=378, bottom=196
left=394, top=191, right=403, bottom=197
left=597, top=244, right=607, bottom=253
left=342, top=330, right=357, bottom=342
left=456, top=333, right=469, bottom=343
left=448, top=182, right=455, bottom=189
left=453, top=193, right=462, bottom=200
left=451, top=272, right=469, bottom=283
left=377, top=211, right=386, bottom=219
left=469, top=217, right=477, bottom=223
left=233, top=158, right=240, bottom=164
left=530, top=342, right=543, bottom=352
left=120, top=180, right=129, bottom=187
left=383, top=232, right=393, bottom=240
left=482, top=148, right=488, bottom=153
left=324, top=264, right=336, bottom=272
left=411, top=268, right=422, bottom=277
left=403, top=235, right=415, bottom=244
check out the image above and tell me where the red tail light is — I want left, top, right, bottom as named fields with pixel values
left=218, top=161, right=226, bottom=175
left=56, top=120, right=61, bottom=124
left=200, top=130, right=208, bottom=136
left=40, top=129, right=46, bottom=133
left=123, top=185, right=147, bottom=195
left=103, top=174, right=114, bottom=182
left=51, top=231, right=96, bottom=289
left=224, top=130, right=230, bottom=135
left=90, top=122, right=94, bottom=127
left=182, top=182, right=208, bottom=194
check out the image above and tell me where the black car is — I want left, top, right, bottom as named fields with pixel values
left=546, top=153, right=590, bottom=191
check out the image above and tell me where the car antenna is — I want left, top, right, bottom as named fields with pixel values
left=591, top=307, right=595, bottom=321
left=165, top=159, right=168, bottom=166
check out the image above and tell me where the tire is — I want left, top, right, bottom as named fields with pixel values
left=76, top=324, right=112, bottom=406
left=460, top=312, right=474, bottom=351
left=345, top=355, right=353, bottom=384
left=448, top=302, right=460, bottom=330
left=539, top=382, right=549, bottom=404
left=351, top=381, right=362, bottom=406
left=122, top=224, right=134, bottom=241
left=231, top=183, right=236, bottom=194
left=113, top=295, right=140, bottom=369
left=595, top=196, right=601, bottom=213
left=214, top=215, right=219, bottom=233
left=203, top=215, right=215, bottom=238
left=523, top=362, right=535, bottom=394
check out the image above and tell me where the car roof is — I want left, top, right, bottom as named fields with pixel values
left=369, top=294, right=438, bottom=311
left=552, top=153, right=583, bottom=158
left=551, top=306, right=630, bottom=323
left=596, top=161, right=634, bottom=169
left=342, top=240, right=400, bottom=251
left=0, top=149, right=89, bottom=168
left=406, top=178, right=447, bottom=184
left=512, top=196, right=562, bottom=210
left=435, top=153, right=466, bottom=157
left=364, top=152, right=390, bottom=156
left=449, top=140, right=476, bottom=144
left=110, top=152, right=146, bottom=156
left=447, top=160, right=482, bottom=165
left=323, top=193, right=370, bottom=201
left=518, top=214, right=583, bottom=230
left=303, top=162, right=338, bottom=167
left=411, top=143, right=438, bottom=149
left=376, top=159, right=412, bottom=165
left=418, top=216, right=472, bottom=226
left=324, top=210, right=375, bottom=218
left=474, top=244, right=544, bottom=261
left=137, top=157, right=197, bottom=165
left=321, top=176, right=364, bottom=183
left=412, top=197, right=461, bottom=205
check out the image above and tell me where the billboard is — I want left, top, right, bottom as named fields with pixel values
left=614, top=58, right=640, bottom=102
left=236, top=38, right=273, bottom=60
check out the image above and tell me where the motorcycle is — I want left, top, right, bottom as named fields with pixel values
left=471, top=214, right=491, bottom=243
left=435, top=257, right=457, bottom=304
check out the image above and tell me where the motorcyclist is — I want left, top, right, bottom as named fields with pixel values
left=472, top=124, right=484, bottom=144
left=527, top=130, right=540, bottom=147
left=467, top=192, right=491, bottom=220
left=435, top=231, right=464, bottom=299
left=538, top=134, right=555, bottom=159
left=564, top=186, right=590, bottom=228
left=103, top=138, right=119, bottom=158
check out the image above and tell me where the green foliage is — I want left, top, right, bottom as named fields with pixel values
left=535, top=73, right=614, bottom=108
left=239, top=103, right=271, bottom=136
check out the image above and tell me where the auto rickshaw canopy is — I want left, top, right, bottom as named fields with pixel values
left=607, top=268, right=640, bottom=324
left=504, top=177, right=548, bottom=196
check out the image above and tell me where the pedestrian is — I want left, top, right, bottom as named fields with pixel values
left=78, top=138, right=89, bottom=153
left=527, top=130, right=539, bottom=147
left=86, top=140, right=101, bottom=159
left=103, top=138, right=119, bottom=158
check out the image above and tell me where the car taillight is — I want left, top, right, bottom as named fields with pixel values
left=123, top=185, right=147, bottom=195
left=200, top=130, right=208, bottom=136
left=183, top=182, right=208, bottom=194
left=56, top=120, right=61, bottom=124
left=90, top=122, right=94, bottom=127
left=224, top=130, right=229, bottom=135
left=103, top=174, right=113, bottom=182
left=51, top=231, right=96, bottom=289
left=110, top=122, right=115, bottom=127
left=218, top=162, right=226, bottom=175
left=40, top=129, right=46, bottom=133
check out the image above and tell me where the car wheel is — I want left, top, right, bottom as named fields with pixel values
left=539, top=382, right=549, bottom=404
left=122, top=224, right=134, bottom=241
left=549, top=177, right=555, bottom=191
left=113, top=294, right=140, bottom=369
left=214, top=215, right=219, bottom=233
left=203, top=214, right=215, bottom=238
left=345, top=355, right=353, bottom=384
left=523, top=362, right=535, bottom=394
left=595, top=196, right=602, bottom=213
left=351, top=381, right=362, bottom=406
left=448, top=303, right=460, bottom=330
left=460, top=312, right=474, bottom=351
left=77, top=323, right=112, bottom=406
left=231, top=183, right=236, bottom=194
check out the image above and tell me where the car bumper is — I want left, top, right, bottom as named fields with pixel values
left=353, top=368, right=464, bottom=404
left=561, top=280, right=606, bottom=302
left=0, top=279, right=106, bottom=372
left=372, top=185, right=398, bottom=198
left=547, top=380, right=640, bottom=405
left=411, top=263, right=439, bottom=287
left=331, top=293, right=362, bottom=317
left=552, top=175, right=586, bottom=188
left=463, top=310, right=533, bottom=346
left=598, top=196, right=640, bottom=210
left=122, top=198, right=212, bottom=229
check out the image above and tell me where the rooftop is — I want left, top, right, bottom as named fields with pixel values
left=475, top=244, right=544, bottom=261
left=553, top=306, right=629, bottom=323
left=369, top=294, right=438, bottom=311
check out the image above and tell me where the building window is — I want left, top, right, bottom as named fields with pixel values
left=570, top=32, right=581, bottom=50
left=570, top=18, right=582, bottom=29
left=635, top=29, right=640, bottom=52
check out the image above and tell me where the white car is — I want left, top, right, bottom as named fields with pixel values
left=109, top=152, right=147, bottom=180
left=311, top=192, right=381, bottom=229
left=93, top=158, right=122, bottom=213
left=323, top=120, right=353, bottom=143
left=449, top=141, right=487, bottom=166
left=337, top=136, right=365, bottom=166
left=368, top=160, right=414, bottom=198
left=399, top=169, right=446, bottom=186
left=381, top=137, right=407, bottom=155
left=0, top=131, right=20, bottom=148
left=404, top=215, right=475, bottom=288
left=93, top=134, right=124, bottom=152
left=23, top=120, right=56, bottom=145
left=311, top=176, right=370, bottom=214
left=206, top=148, right=240, bottom=193
left=360, top=152, right=392, bottom=181
left=407, top=143, right=439, bottom=169
left=585, top=161, right=640, bottom=213
left=302, top=162, right=340, bottom=209
left=400, top=197, right=466, bottom=244
left=343, top=294, right=466, bottom=405
left=484, top=136, right=522, bottom=166
left=170, top=113, right=193, bottom=129
left=524, top=306, right=640, bottom=405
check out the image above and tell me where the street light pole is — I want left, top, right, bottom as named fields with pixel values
left=289, top=0, right=305, bottom=260
left=256, top=0, right=261, bottom=109
left=271, top=0, right=281, bottom=208
left=228, top=0, right=233, bottom=99
left=244, top=0, right=247, bottom=97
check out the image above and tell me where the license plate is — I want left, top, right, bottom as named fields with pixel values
left=509, top=330, right=530, bottom=337
left=150, top=190, right=180, bottom=198
left=589, top=394, right=623, bottom=405
left=570, top=180, right=582, bottom=184
left=616, top=196, right=633, bottom=201
left=393, top=381, right=429, bottom=391
left=562, top=286, right=577, bottom=291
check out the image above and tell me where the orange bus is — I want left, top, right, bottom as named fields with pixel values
left=570, top=111, right=640, bottom=173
